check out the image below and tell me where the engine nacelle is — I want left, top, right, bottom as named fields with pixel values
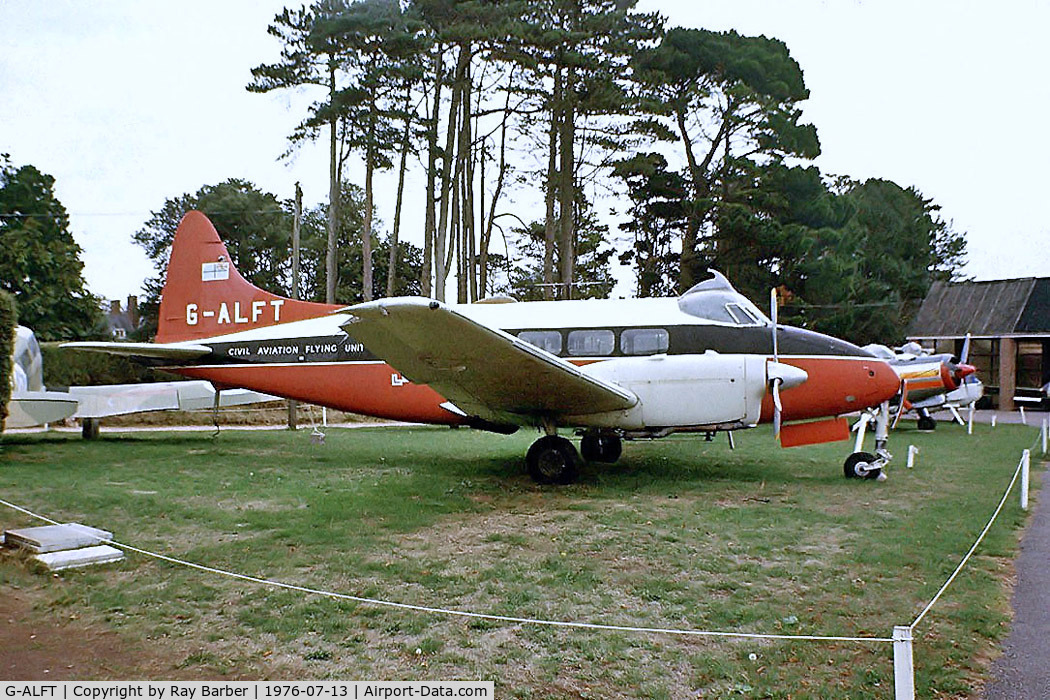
left=569, top=352, right=770, bottom=430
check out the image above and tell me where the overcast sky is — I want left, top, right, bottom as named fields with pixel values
left=3, top=0, right=1049, bottom=301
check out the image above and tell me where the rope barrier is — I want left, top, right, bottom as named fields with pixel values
left=1, top=426, right=1043, bottom=650
left=0, top=495, right=891, bottom=644
left=909, top=451, right=1026, bottom=630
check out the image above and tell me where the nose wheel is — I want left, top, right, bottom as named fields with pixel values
left=526, top=435, right=580, bottom=484
left=844, top=451, right=884, bottom=480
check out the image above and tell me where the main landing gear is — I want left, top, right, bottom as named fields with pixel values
left=846, top=401, right=892, bottom=480
left=525, top=429, right=623, bottom=484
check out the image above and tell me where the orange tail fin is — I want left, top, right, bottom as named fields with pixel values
left=155, top=211, right=339, bottom=343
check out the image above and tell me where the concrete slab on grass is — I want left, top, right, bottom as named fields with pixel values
left=33, top=545, right=124, bottom=571
left=3, top=523, right=112, bottom=553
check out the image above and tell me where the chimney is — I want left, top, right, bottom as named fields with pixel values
left=109, top=300, right=121, bottom=315
left=127, top=295, right=139, bottom=326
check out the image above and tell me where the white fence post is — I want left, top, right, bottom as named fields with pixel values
left=1020, top=406, right=1027, bottom=425
left=893, top=625, right=915, bottom=700
left=991, top=414, right=997, bottom=428
left=1021, top=449, right=1030, bottom=512
left=907, top=445, right=919, bottom=469
left=1042, top=417, right=1048, bottom=455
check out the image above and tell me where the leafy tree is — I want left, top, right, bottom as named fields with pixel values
left=633, top=27, right=819, bottom=292
left=498, top=197, right=615, bottom=301
left=0, top=156, right=103, bottom=340
left=312, top=0, right=426, bottom=302
left=786, top=178, right=967, bottom=344
left=297, top=181, right=422, bottom=303
left=612, top=152, right=687, bottom=297
left=249, top=1, right=352, bottom=303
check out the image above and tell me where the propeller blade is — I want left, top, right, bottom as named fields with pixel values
left=770, top=288, right=779, bottom=361
left=891, top=379, right=907, bottom=429
left=960, top=333, right=971, bottom=364
left=772, top=378, right=783, bottom=440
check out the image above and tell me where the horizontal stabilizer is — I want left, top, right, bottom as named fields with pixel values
left=61, top=341, right=212, bottom=362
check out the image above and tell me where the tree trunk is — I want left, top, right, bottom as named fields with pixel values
left=436, top=47, right=469, bottom=302
left=543, top=68, right=561, bottom=301
left=362, top=128, right=375, bottom=302
left=325, top=60, right=339, bottom=304
left=388, top=93, right=412, bottom=298
left=557, top=66, right=576, bottom=300
left=422, top=47, right=444, bottom=297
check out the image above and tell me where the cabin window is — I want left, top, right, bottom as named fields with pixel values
left=567, top=329, right=615, bottom=356
left=517, top=330, right=562, bottom=355
left=621, top=328, right=669, bottom=355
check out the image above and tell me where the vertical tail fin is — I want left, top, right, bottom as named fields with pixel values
left=155, top=211, right=338, bottom=343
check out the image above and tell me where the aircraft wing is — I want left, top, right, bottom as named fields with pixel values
left=69, top=381, right=279, bottom=418
left=342, top=297, right=637, bottom=420
left=60, top=341, right=212, bottom=362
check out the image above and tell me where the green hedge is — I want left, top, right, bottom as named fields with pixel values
left=1, top=290, right=16, bottom=431
left=40, top=342, right=183, bottom=389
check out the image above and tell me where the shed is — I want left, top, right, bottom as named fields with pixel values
left=906, top=277, right=1050, bottom=410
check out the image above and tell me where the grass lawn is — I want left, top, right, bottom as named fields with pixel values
left=0, top=421, right=1043, bottom=697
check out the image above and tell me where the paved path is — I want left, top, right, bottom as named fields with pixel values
left=983, top=459, right=1050, bottom=700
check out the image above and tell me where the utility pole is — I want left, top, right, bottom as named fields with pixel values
left=288, top=182, right=302, bottom=431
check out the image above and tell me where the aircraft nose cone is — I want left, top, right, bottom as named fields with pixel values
left=955, top=363, right=977, bottom=380
left=871, top=361, right=902, bottom=403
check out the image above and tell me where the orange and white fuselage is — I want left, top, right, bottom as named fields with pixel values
left=68, top=211, right=900, bottom=447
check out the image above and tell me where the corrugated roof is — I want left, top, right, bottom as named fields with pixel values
left=907, top=277, right=1044, bottom=338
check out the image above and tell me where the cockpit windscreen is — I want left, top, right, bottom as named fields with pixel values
left=676, top=271, right=770, bottom=326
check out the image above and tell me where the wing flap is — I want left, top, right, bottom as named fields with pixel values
left=342, top=298, right=636, bottom=419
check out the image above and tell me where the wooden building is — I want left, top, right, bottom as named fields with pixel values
left=906, top=277, right=1050, bottom=410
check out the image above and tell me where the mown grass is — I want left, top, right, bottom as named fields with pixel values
left=0, top=421, right=1043, bottom=697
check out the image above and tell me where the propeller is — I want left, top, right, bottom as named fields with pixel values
left=958, top=333, right=977, bottom=386
left=767, top=288, right=808, bottom=441
left=770, top=288, right=783, bottom=440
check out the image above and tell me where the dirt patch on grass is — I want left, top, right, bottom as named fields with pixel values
left=0, top=584, right=158, bottom=680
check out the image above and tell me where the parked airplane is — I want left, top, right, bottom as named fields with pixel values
left=65, top=211, right=902, bottom=482
left=863, top=340, right=980, bottom=430
left=4, top=324, right=276, bottom=434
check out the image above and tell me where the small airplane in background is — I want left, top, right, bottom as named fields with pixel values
left=4, top=324, right=275, bottom=435
left=863, top=338, right=981, bottom=431
left=65, top=211, right=902, bottom=483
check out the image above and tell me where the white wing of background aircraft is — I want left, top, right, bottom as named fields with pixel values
left=5, top=325, right=275, bottom=431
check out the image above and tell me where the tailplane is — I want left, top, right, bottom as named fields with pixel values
left=155, top=211, right=338, bottom=343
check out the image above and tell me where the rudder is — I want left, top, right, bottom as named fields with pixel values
left=155, top=211, right=338, bottom=343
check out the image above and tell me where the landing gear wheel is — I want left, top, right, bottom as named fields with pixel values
left=580, top=433, right=622, bottom=463
left=917, top=415, right=936, bottom=432
left=527, top=435, right=580, bottom=484
left=844, top=451, right=882, bottom=480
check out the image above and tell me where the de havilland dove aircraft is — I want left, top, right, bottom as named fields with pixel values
left=66, top=211, right=902, bottom=483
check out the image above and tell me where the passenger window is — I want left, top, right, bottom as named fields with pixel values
left=621, top=328, right=669, bottom=355
left=517, top=330, right=563, bottom=355
left=567, top=330, right=615, bottom=356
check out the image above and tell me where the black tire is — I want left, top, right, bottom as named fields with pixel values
left=917, top=415, right=936, bottom=431
left=527, top=436, right=580, bottom=484
left=580, top=433, right=623, bottom=463
left=844, top=451, right=882, bottom=480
